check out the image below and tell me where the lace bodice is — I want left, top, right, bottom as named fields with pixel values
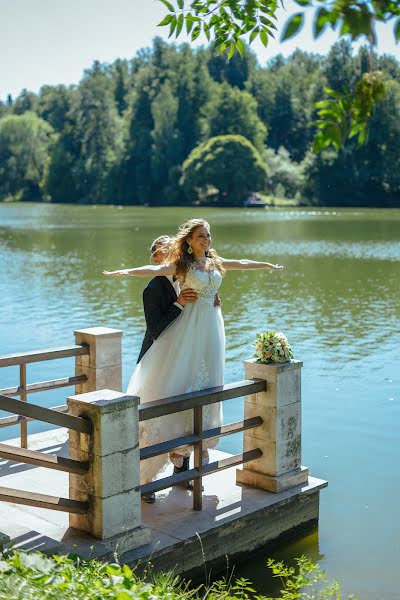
left=181, top=267, right=222, bottom=305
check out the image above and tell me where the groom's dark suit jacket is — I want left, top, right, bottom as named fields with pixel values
left=137, top=276, right=182, bottom=363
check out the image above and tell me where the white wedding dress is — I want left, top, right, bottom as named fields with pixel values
left=127, top=266, right=225, bottom=483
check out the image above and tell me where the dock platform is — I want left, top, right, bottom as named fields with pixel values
left=0, top=428, right=327, bottom=579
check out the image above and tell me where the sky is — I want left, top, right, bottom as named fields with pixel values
left=1, top=0, right=399, bottom=101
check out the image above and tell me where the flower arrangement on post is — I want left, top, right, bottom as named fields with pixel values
left=254, top=330, right=294, bottom=364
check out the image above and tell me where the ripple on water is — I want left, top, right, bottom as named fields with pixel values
left=232, top=240, right=400, bottom=261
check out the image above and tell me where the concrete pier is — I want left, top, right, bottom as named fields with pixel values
left=0, top=428, right=326, bottom=578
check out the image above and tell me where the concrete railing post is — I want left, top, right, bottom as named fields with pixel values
left=67, top=389, right=150, bottom=552
left=0, top=531, right=10, bottom=552
left=236, top=359, right=309, bottom=493
left=74, top=327, right=122, bottom=394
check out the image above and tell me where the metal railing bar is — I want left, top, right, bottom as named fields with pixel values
left=139, top=379, right=266, bottom=422
left=0, top=443, right=90, bottom=475
left=20, top=364, right=27, bottom=448
left=203, top=416, right=263, bottom=441
left=0, top=486, right=89, bottom=514
left=0, top=344, right=89, bottom=368
left=0, top=395, right=92, bottom=434
left=139, top=417, right=263, bottom=460
left=0, top=375, right=87, bottom=397
left=0, top=404, right=68, bottom=429
left=202, top=448, right=263, bottom=476
left=193, top=405, right=203, bottom=511
left=140, top=417, right=263, bottom=460
left=141, top=448, right=262, bottom=496
left=140, top=433, right=200, bottom=460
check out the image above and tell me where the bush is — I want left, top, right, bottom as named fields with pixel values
left=263, top=146, right=305, bottom=201
left=180, top=134, right=268, bottom=206
left=0, top=551, right=357, bottom=600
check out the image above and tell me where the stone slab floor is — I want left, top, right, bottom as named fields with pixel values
left=0, top=428, right=327, bottom=568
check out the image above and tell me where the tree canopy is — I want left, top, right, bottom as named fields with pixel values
left=0, top=112, right=55, bottom=201
left=180, top=134, right=268, bottom=205
left=158, top=0, right=400, bottom=152
left=1, top=39, right=399, bottom=207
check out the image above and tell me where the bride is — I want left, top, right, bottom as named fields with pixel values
left=103, top=218, right=283, bottom=488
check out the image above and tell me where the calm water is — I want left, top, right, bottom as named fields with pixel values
left=1, top=204, right=399, bottom=598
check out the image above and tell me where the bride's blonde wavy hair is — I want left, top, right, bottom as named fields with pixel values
left=164, top=218, right=225, bottom=282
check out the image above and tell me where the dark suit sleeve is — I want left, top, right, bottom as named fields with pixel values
left=142, top=286, right=182, bottom=340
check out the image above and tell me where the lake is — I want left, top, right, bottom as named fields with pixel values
left=1, top=203, right=399, bottom=598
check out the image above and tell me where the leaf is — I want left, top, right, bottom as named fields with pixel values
left=215, top=42, right=228, bottom=55
left=312, top=131, right=332, bottom=154
left=228, top=42, right=236, bottom=59
left=204, top=23, right=211, bottom=41
left=158, top=14, right=173, bottom=26
left=260, top=16, right=277, bottom=29
left=357, top=126, right=368, bottom=145
left=158, top=0, right=175, bottom=12
left=186, top=14, right=194, bottom=34
left=176, top=13, right=184, bottom=37
left=313, top=7, right=331, bottom=38
left=281, top=12, right=304, bottom=41
left=191, top=25, right=201, bottom=41
left=249, top=27, right=259, bottom=43
left=260, top=29, right=269, bottom=47
left=395, top=18, right=400, bottom=41
left=235, top=37, right=245, bottom=56
left=177, top=0, right=184, bottom=8
left=324, top=87, right=342, bottom=99
left=293, top=0, right=310, bottom=5
left=168, top=16, right=177, bottom=37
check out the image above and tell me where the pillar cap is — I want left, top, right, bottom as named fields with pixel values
left=244, top=358, right=303, bottom=372
left=67, top=389, right=139, bottom=413
left=74, top=327, right=122, bottom=339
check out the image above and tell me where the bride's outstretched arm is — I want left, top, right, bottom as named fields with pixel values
left=102, top=264, right=176, bottom=277
left=221, top=258, right=283, bottom=271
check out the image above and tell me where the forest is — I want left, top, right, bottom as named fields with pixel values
left=0, top=38, right=399, bottom=207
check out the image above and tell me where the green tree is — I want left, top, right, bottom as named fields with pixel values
left=150, top=80, right=181, bottom=203
left=122, top=67, right=155, bottom=204
left=111, top=58, right=131, bottom=116
left=263, top=146, right=305, bottom=201
left=180, top=134, right=268, bottom=206
left=323, top=39, right=359, bottom=93
left=0, top=112, right=55, bottom=201
left=12, top=89, right=38, bottom=115
left=38, top=84, right=75, bottom=132
left=45, top=63, right=123, bottom=203
left=248, top=50, right=324, bottom=160
left=201, top=82, right=267, bottom=151
left=206, top=46, right=257, bottom=89
left=305, top=79, right=400, bottom=207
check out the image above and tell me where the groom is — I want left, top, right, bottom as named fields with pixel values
left=139, top=235, right=198, bottom=503
left=137, top=235, right=198, bottom=363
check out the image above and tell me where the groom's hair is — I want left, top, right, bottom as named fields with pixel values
left=150, top=235, right=172, bottom=258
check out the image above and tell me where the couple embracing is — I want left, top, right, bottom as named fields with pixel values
left=103, top=218, right=283, bottom=503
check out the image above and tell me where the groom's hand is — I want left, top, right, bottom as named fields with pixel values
left=177, top=288, right=198, bottom=306
left=214, top=293, right=221, bottom=307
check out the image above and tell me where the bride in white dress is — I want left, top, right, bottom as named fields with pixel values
left=103, top=218, right=283, bottom=485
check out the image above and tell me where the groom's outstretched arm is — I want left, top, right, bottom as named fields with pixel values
left=142, top=286, right=183, bottom=341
